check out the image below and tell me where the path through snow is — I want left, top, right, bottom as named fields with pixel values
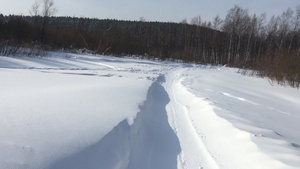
left=1, top=54, right=300, bottom=169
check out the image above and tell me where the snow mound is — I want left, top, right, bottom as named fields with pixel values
left=47, top=76, right=181, bottom=169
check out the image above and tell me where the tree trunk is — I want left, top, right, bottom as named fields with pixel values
left=228, top=35, right=232, bottom=64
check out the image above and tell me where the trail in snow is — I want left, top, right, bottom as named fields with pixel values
left=165, top=71, right=219, bottom=169
left=168, top=71, right=296, bottom=169
left=180, top=67, right=300, bottom=168
left=1, top=54, right=300, bottom=169
left=47, top=76, right=181, bottom=169
left=167, top=69, right=300, bottom=169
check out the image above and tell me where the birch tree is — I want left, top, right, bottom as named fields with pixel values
left=30, top=0, right=57, bottom=43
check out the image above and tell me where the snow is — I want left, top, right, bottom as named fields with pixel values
left=1, top=53, right=300, bottom=169
left=165, top=69, right=299, bottom=169
left=179, top=67, right=300, bottom=168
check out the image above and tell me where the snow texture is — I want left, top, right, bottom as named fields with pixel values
left=1, top=53, right=300, bottom=169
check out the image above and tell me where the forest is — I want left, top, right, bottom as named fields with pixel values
left=0, top=5, right=300, bottom=87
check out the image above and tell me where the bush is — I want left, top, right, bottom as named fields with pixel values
left=249, top=49, right=300, bottom=88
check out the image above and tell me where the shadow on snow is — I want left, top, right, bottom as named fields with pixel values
left=47, top=75, right=181, bottom=169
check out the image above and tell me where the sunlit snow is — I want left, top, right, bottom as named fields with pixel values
left=1, top=53, right=299, bottom=169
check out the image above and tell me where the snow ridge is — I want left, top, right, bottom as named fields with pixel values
left=47, top=75, right=181, bottom=169
left=1, top=54, right=300, bottom=169
left=165, top=71, right=220, bottom=169
left=166, top=70, right=298, bottom=169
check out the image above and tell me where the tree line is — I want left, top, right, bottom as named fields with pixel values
left=0, top=5, right=300, bottom=87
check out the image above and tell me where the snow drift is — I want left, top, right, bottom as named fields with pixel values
left=1, top=54, right=300, bottom=169
left=47, top=76, right=181, bottom=169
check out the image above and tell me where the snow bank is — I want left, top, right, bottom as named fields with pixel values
left=47, top=76, right=181, bottom=169
left=176, top=68, right=300, bottom=169
left=165, top=70, right=299, bottom=169
left=0, top=55, right=154, bottom=169
left=1, top=54, right=300, bottom=169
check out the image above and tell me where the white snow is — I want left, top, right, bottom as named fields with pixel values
left=0, top=53, right=299, bottom=169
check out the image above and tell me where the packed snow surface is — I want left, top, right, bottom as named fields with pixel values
left=1, top=53, right=300, bottom=169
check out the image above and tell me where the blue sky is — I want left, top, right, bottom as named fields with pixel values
left=0, top=0, right=299, bottom=22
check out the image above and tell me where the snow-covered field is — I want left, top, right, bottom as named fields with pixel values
left=1, top=53, right=299, bottom=169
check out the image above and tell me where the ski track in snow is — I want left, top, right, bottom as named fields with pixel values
left=166, top=70, right=298, bottom=169
left=165, top=71, right=219, bottom=169
left=1, top=54, right=300, bottom=169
